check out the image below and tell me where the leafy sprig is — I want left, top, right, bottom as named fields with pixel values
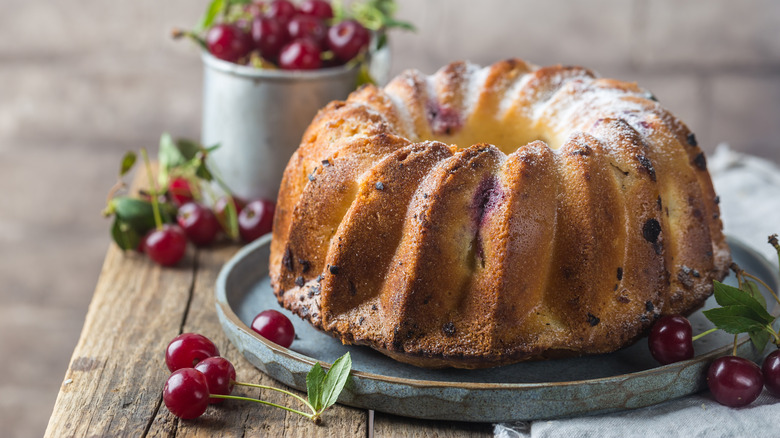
left=103, top=134, right=242, bottom=249
left=702, top=242, right=780, bottom=353
left=212, top=352, right=353, bottom=424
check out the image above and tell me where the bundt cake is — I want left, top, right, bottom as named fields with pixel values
left=269, top=59, right=731, bottom=369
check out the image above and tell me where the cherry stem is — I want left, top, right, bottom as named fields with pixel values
left=742, top=272, right=780, bottom=308
left=170, top=28, right=207, bottom=50
left=733, top=334, right=738, bottom=357
left=233, top=381, right=316, bottom=415
left=209, top=394, right=315, bottom=420
left=140, top=148, right=163, bottom=230
left=766, top=325, right=780, bottom=346
left=105, top=180, right=126, bottom=206
left=692, top=327, right=718, bottom=342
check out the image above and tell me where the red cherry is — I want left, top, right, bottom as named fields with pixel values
left=648, top=315, right=694, bottom=365
left=168, top=177, right=195, bottom=207
left=238, top=199, right=276, bottom=242
left=144, top=224, right=187, bottom=266
left=194, top=356, right=236, bottom=404
left=205, top=24, right=253, bottom=63
left=177, top=202, right=220, bottom=247
left=327, top=20, right=370, bottom=62
left=266, top=0, right=298, bottom=26
left=251, top=16, right=288, bottom=59
left=762, top=349, right=780, bottom=397
left=279, top=39, right=322, bottom=70
left=287, top=15, right=328, bottom=48
left=299, top=0, right=333, bottom=19
left=707, top=356, right=764, bottom=407
left=165, top=333, right=220, bottom=372
left=163, top=368, right=210, bottom=419
left=252, top=310, right=295, bottom=348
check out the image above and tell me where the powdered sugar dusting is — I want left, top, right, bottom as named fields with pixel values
left=498, top=71, right=535, bottom=118
left=463, top=63, right=490, bottom=119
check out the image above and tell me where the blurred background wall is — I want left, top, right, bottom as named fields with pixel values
left=1, top=0, right=778, bottom=436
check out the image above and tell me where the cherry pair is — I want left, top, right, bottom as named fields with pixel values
left=163, top=333, right=236, bottom=419
left=649, top=315, right=780, bottom=407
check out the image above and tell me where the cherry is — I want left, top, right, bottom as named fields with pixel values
left=238, top=199, right=276, bottom=242
left=648, top=315, right=694, bottom=365
left=205, top=23, right=253, bottom=63
left=279, top=39, right=322, bottom=70
left=299, top=0, right=333, bottom=19
left=163, top=368, right=211, bottom=419
left=251, top=16, right=288, bottom=59
left=166, top=333, right=220, bottom=372
left=194, top=356, right=236, bottom=404
left=168, top=177, right=194, bottom=206
left=177, top=202, right=220, bottom=247
left=266, top=0, right=298, bottom=26
left=214, top=195, right=246, bottom=235
left=251, top=310, right=295, bottom=348
left=762, top=349, right=780, bottom=397
left=327, top=20, right=370, bottom=62
left=144, top=224, right=188, bottom=266
left=707, top=356, right=764, bottom=407
left=287, top=15, right=328, bottom=48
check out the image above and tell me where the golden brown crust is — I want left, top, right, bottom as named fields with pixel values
left=270, top=59, right=730, bottom=369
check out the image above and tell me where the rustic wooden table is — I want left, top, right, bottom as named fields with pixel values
left=43, top=173, right=494, bottom=437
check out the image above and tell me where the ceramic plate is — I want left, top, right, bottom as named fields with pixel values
left=215, top=235, right=779, bottom=422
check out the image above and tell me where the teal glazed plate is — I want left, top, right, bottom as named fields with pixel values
left=215, top=235, right=779, bottom=422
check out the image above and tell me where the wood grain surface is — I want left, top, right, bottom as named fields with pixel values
left=44, top=170, right=492, bottom=437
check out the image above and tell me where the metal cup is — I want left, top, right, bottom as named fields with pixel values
left=201, top=51, right=360, bottom=202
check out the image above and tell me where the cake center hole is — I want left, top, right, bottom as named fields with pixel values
left=427, top=115, right=561, bottom=153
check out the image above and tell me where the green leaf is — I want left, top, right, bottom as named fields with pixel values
left=713, top=281, right=774, bottom=324
left=111, top=197, right=157, bottom=232
left=175, top=138, right=202, bottom=162
left=197, top=0, right=226, bottom=31
left=703, top=305, right=769, bottom=334
left=158, top=133, right=179, bottom=188
left=195, top=158, right=214, bottom=182
left=111, top=218, right=140, bottom=251
left=306, top=362, right=326, bottom=412
left=743, top=280, right=767, bottom=311
left=158, top=135, right=204, bottom=188
left=318, top=352, right=352, bottom=412
left=110, top=196, right=175, bottom=232
left=220, top=196, right=240, bottom=240
left=749, top=328, right=771, bottom=352
left=119, top=151, right=136, bottom=177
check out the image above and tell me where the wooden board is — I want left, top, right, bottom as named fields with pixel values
left=44, top=167, right=492, bottom=437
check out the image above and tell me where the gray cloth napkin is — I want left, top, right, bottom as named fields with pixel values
left=494, top=145, right=780, bottom=438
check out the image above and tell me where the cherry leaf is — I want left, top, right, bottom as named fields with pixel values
left=119, top=151, right=137, bottom=177
left=712, top=281, right=773, bottom=324
left=198, top=0, right=226, bottom=32
left=742, top=280, right=767, bottom=311
left=306, top=362, right=326, bottom=412
left=318, top=352, right=352, bottom=413
left=749, top=328, right=771, bottom=352
left=111, top=218, right=141, bottom=251
left=703, top=305, right=769, bottom=334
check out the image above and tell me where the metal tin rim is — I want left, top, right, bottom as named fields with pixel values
left=201, top=50, right=360, bottom=82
